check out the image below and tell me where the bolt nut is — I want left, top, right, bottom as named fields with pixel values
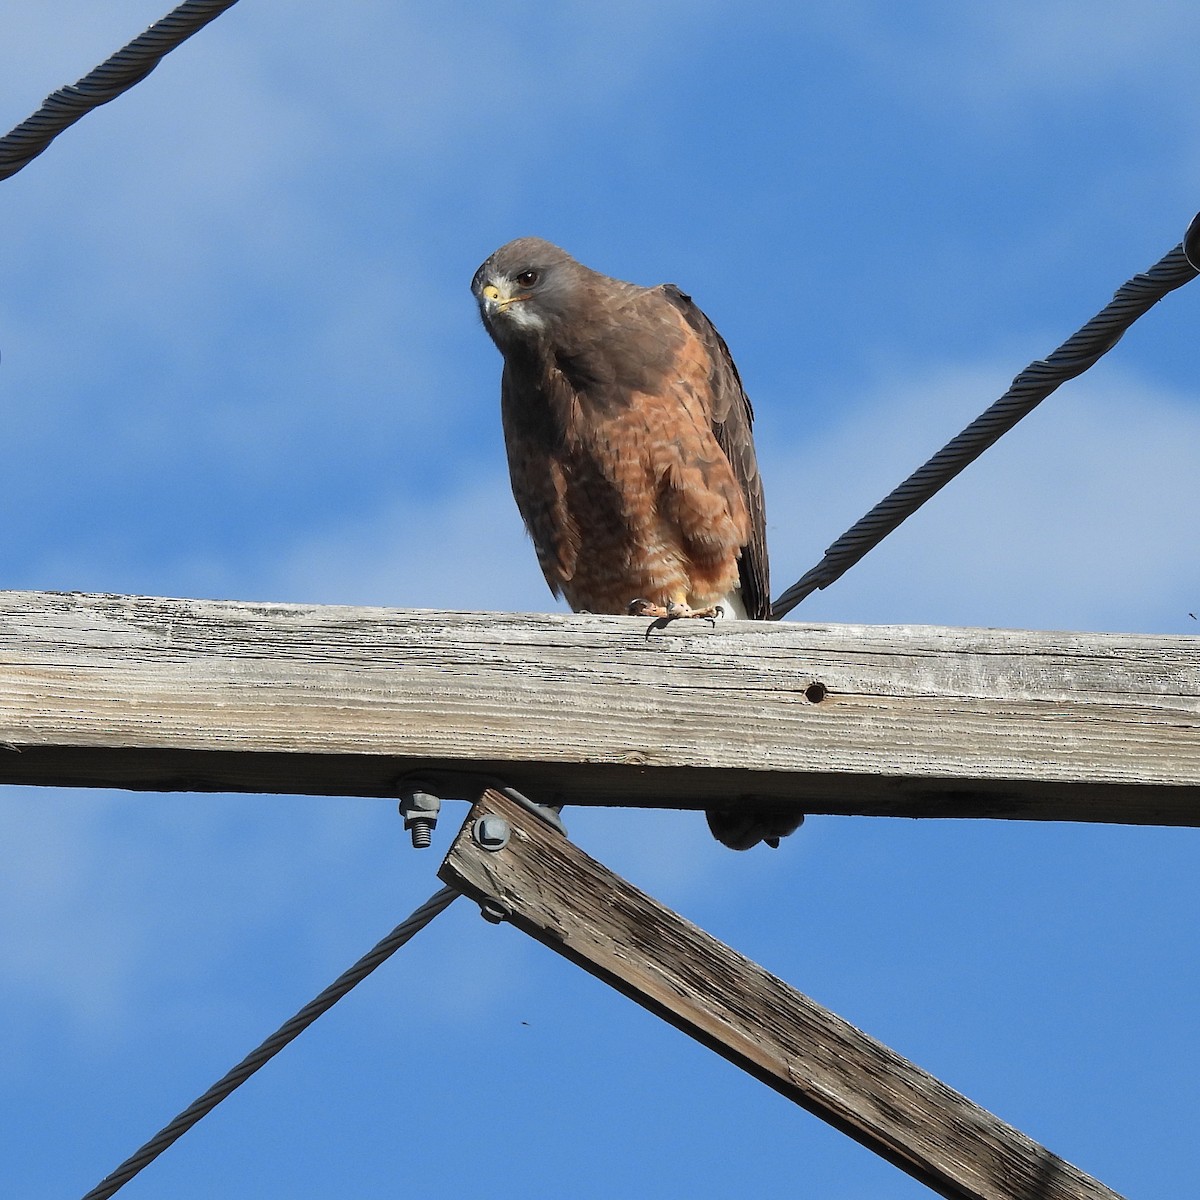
left=473, top=815, right=510, bottom=851
left=399, top=789, right=441, bottom=849
left=399, top=789, right=441, bottom=821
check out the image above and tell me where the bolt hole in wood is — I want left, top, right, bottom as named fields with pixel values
left=804, top=681, right=828, bottom=704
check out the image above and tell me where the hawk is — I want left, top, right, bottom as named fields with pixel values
left=471, top=237, right=802, bottom=850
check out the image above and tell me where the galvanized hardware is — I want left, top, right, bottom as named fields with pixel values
left=473, top=815, right=510, bottom=851
left=479, top=899, right=510, bottom=925
left=399, top=788, right=441, bottom=849
left=499, top=786, right=566, bottom=834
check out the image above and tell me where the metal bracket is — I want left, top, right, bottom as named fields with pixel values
left=432, top=786, right=567, bottom=926
left=478, top=898, right=511, bottom=925
left=396, top=770, right=567, bottom=844
left=493, top=785, right=566, bottom=835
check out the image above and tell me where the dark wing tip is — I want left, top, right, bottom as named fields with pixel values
left=662, top=285, right=770, bottom=620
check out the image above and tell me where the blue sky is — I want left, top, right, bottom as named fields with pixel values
left=2, top=3, right=1198, bottom=1197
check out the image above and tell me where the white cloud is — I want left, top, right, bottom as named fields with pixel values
left=765, top=361, right=1200, bottom=632
left=263, top=471, right=558, bottom=612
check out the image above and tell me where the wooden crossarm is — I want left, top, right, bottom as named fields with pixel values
left=0, top=590, right=1196, bottom=823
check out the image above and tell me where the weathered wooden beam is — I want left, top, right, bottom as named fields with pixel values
left=0, top=589, right=1197, bottom=822
left=439, top=789, right=1126, bottom=1200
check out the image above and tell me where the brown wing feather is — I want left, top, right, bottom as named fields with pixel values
left=500, top=366, right=579, bottom=598
left=661, top=285, right=770, bottom=619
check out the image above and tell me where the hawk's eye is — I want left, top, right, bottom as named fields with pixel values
left=515, top=269, right=540, bottom=288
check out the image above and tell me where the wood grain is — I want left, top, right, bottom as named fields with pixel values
left=0, top=590, right=1196, bottom=821
left=440, top=789, right=1126, bottom=1200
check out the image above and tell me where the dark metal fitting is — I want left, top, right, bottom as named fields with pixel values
left=1185, top=210, right=1200, bottom=271
left=499, top=786, right=567, bottom=835
left=399, top=789, right=441, bottom=849
left=479, top=899, right=509, bottom=925
left=473, top=815, right=510, bottom=851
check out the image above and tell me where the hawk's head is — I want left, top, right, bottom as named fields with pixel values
left=471, top=237, right=589, bottom=351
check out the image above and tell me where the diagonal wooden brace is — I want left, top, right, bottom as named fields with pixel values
left=439, top=789, right=1124, bottom=1200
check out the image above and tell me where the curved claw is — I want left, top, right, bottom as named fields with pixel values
left=628, top=599, right=726, bottom=637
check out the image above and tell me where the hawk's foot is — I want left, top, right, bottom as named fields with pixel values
left=628, top=598, right=723, bottom=637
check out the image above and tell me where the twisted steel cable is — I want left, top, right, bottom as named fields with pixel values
left=80, top=885, right=460, bottom=1200
left=0, top=0, right=241, bottom=182
left=771, top=213, right=1200, bottom=620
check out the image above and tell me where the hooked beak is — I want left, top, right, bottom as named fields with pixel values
left=479, top=280, right=528, bottom=319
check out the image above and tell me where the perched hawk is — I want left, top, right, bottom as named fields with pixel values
left=472, top=237, right=802, bottom=850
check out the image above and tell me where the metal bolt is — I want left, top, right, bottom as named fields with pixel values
left=480, top=899, right=509, bottom=924
left=399, top=789, right=441, bottom=849
left=473, top=815, right=510, bottom=851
